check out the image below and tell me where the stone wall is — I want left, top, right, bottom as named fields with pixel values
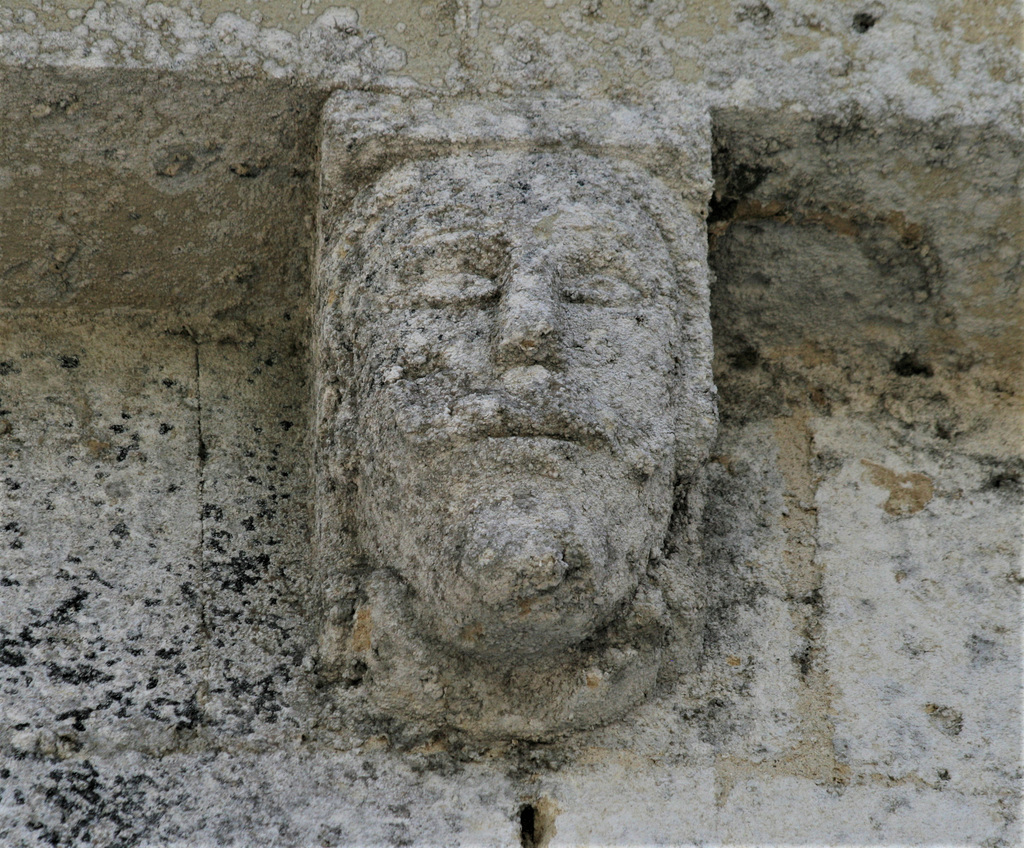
left=1, top=2, right=1020, bottom=846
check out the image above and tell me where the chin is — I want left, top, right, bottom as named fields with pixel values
left=407, top=506, right=644, bottom=661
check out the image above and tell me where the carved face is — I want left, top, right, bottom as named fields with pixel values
left=345, top=152, right=692, bottom=660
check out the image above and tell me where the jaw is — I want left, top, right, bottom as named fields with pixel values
left=355, top=423, right=677, bottom=659
left=380, top=486, right=658, bottom=661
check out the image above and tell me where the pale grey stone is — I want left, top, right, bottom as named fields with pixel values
left=313, top=95, right=716, bottom=742
left=0, top=316, right=205, bottom=757
left=0, top=749, right=521, bottom=847
left=716, top=776, right=1007, bottom=845
left=0, top=29, right=1018, bottom=841
left=817, top=416, right=1021, bottom=797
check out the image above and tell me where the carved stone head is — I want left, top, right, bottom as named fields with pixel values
left=315, top=144, right=715, bottom=740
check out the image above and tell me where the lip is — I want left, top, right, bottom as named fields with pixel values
left=386, top=384, right=619, bottom=451
left=457, top=401, right=614, bottom=449
left=482, top=434, right=582, bottom=451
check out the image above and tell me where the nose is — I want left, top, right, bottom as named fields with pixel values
left=494, top=265, right=562, bottom=368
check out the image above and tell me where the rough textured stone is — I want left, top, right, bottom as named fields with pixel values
left=1, top=316, right=205, bottom=758
left=313, top=95, right=716, bottom=742
left=817, top=416, right=1020, bottom=797
left=0, top=0, right=1019, bottom=844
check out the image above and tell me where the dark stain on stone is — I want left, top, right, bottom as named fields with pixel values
left=983, top=464, right=1021, bottom=492
left=891, top=352, right=933, bottom=377
left=0, top=644, right=27, bottom=667
left=709, top=152, right=773, bottom=225
left=852, top=11, right=878, bottom=32
left=207, top=528, right=233, bottom=554
left=728, top=342, right=761, bottom=371
left=34, top=761, right=159, bottom=848
left=174, top=694, right=202, bottom=730
left=251, top=675, right=282, bottom=722
left=735, top=1, right=773, bottom=26
left=51, top=588, right=90, bottom=625
left=55, top=707, right=94, bottom=732
left=46, top=662, right=115, bottom=686
left=215, top=551, right=270, bottom=593
left=924, top=703, right=963, bottom=737
left=792, top=644, right=813, bottom=678
left=155, top=647, right=181, bottom=659
left=201, top=503, right=223, bottom=521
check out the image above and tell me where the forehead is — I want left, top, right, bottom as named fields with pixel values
left=362, top=152, right=670, bottom=257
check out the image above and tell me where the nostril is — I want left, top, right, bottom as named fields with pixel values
left=496, top=308, right=558, bottom=364
left=501, top=323, right=552, bottom=355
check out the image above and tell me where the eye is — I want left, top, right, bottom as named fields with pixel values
left=561, top=274, right=642, bottom=307
left=412, top=273, right=500, bottom=307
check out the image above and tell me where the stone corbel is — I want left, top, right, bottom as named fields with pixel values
left=312, top=92, right=717, bottom=743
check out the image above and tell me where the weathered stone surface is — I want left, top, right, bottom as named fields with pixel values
left=0, top=314, right=316, bottom=757
left=0, top=1, right=1019, bottom=841
left=716, top=776, right=1008, bottom=846
left=817, top=416, right=1021, bottom=797
left=0, top=749, right=520, bottom=847
left=1, top=315, right=204, bottom=757
left=0, top=68, right=318, bottom=320
left=193, top=326, right=313, bottom=746
left=313, top=94, right=716, bottom=742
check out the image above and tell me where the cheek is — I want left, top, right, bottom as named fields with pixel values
left=566, top=309, right=675, bottom=372
left=436, top=311, right=495, bottom=374
left=371, top=311, right=495, bottom=379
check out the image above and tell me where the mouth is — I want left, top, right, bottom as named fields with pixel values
left=450, top=392, right=616, bottom=450
left=472, top=418, right=606, bottom=447
left=384, top=379, right=628, bottom=455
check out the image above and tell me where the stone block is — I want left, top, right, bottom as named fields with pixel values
left=0, top=316, right=205, bottom=755
left=816, top=416, right=1021, bottom=796
left=194, top=326, right=313, bottom=744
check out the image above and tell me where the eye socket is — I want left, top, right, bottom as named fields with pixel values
left=561, top=274, right=642, bottom=307
left=409, top=273, right=501, bottom=307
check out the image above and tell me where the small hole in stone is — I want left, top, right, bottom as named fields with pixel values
left=729, top=344, right=761, bottom=371
left=985, top=471, right=1020, bottom=491
left=852, top=12, right=877, bottom=32
left=343, top=660, right=367, bottom=688
left=891, top=352, right=932, bottom=377
left=519, top=804, right=537, bottom=848
left=518, top=800, right=556, bottom=848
